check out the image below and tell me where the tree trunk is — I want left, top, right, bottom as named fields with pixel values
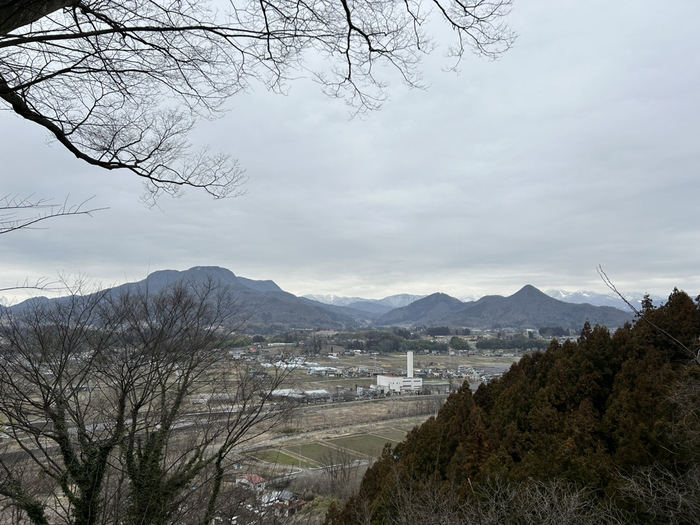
left=0, top=0, right=77, bottom=34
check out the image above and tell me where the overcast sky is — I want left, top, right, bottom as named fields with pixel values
left=2, top=0, right=699, bottom=304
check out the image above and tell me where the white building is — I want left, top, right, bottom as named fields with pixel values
left=375, top=375, right=423, bottom=394
left=374, top=351, right=422, bottom=393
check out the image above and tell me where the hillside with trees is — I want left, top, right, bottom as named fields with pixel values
left=327, top=289, right=700, bottom=524
left=377, top=286, right=632, bottom=330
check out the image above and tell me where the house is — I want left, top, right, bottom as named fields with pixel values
left=261, top=490, right=307, bottom=518
left=275, top=499, right=307, bottom=518
left=270, top=388, right=304, bottom=401
left=304, top=389, right=332, bottom=403
left=236, top=474, right=266, bottom=493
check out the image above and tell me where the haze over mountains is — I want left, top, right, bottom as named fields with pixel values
left=5, top=266, right=638, bottom=332
left=302, top=293, right=426, bottom=314
left=307, top=289, right=662, bottom=311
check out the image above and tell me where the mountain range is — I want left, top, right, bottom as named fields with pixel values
left=544, top=288, right=663, bottom=309
left=308, top=289, right=663, bottom=311
left=5, top=266, right=636, bottom=332
left=376, top=286, right=632, bottom=329
left=302, top=293, right=426, bottom=314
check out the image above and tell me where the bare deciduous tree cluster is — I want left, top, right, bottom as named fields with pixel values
left=317, top=448, right=364, bottom=501
left=332, top=473, right=629, bottom=525
left=0, top=279, right=293, bottom=524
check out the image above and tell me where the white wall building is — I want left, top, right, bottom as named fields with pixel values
left=376, top=374, right=423, bottom=394
left=374, top=352, right=422, bottom=394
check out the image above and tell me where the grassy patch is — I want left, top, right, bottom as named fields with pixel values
left=294, top=442, right=339, bottom=465
left=329, top=434, right=399, bottom=459
left=373, top=428, right=410, bottom=443
left=253, top=449, right=314, bottom=468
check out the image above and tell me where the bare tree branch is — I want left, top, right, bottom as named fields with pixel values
left=0, top=0, right=514, bottom=200
left=0, top=194, right=105, bottom=294
left=597, top=265, right=699, bottom=365
left=0, top=193, right=104, bottom=235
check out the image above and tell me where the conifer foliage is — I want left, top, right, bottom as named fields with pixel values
left=328, top=290, right=700, bottom=524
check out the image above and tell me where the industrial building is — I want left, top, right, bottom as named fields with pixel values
left=373, top=351, right=423, bottom=394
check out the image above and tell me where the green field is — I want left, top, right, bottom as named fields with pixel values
left=371, top=428, right=410, bottom=443
left=252, top=449, right=315, bottom=469
left=250, top=414, right=430, bottom=471
left=295, top=442, right=363, bottom=465
left=253, top=431, right=404, bottom=469
left=328, top=434, right=398, bottom=458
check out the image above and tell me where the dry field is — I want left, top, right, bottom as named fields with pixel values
left=242, top=399, right=433, bottom=480
left=241, top=351, right=521, bottom=477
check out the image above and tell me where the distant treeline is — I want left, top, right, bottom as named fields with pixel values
left=425, top=326, right=471, bottom=336
left=338, top=329, right=473, bottom=354
left=343, top=330, right=450, bottom=354
left=538, top=326, right=571, bottom=337
left=476, top=334, right=549, bottom=351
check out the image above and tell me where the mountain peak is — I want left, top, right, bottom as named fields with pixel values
left=143, top=266, right=240, bottom=290
left=511, top=284, right=549, bottom=299
left=181, top=266, right=238, bottom=279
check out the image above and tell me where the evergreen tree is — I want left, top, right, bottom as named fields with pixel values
left=330, top=289, right=700, bottom=524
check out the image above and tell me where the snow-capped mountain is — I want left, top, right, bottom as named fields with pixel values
left=545, top=289, right=664, bottom=310
left=303, top=293, right=425, bottom=309
left=374, top=294, right=427, bottom=308
left=302, top=294, right=365, bottom=307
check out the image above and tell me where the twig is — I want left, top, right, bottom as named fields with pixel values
left=597, top=265, right=699, bottom=366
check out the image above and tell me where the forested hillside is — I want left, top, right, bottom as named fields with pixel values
left=327, top=289, right=700, bottom=524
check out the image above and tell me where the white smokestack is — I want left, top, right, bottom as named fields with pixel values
left=407, top=351, right=414, bottom=378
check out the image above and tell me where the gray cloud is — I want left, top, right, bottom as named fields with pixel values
left=2, top=0, right=699, bottom=304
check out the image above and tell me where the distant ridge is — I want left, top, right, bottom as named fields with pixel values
left=377, top=285, right=632, bottom=329
left=8, top=268, right=634, bottom=332
left=10, top=267, right=363, bottom=332
left=377, top=293, right=465, bottom=325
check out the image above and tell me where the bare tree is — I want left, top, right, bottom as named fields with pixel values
left=0, top=444, right=56, bottom=525
left=504, top=478, right=624, bottom=525
left=389, top=473, right=468, bottom=525
left=618, top=464, right=700, bottom=525
left=317, top=447, right=363, bottom=501
left=0, top=278, right=294, bottom=524
left=333, top=468, right=629, bottom=525
left=0, top=0, right=514, bottom=201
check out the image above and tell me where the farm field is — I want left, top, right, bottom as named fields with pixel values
left=245, top=414, right=421, bottom=475
left=240, top=351, right=521, bottom=478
